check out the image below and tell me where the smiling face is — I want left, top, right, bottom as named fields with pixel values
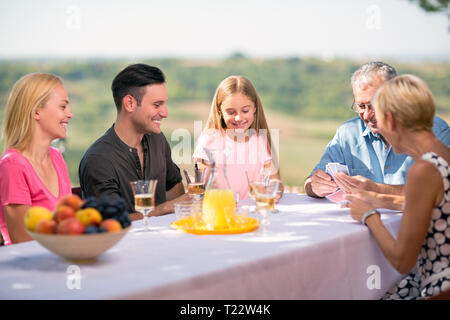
left=131, top=83, right=168, bottom=134
left=219, top=93, right=256, bottom=132
left=35, top=84, right=72, bottom=140
left=352, top=74, right=385, bottom=134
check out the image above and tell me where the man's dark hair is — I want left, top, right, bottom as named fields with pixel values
left=111, top=63, right=165, bottom=111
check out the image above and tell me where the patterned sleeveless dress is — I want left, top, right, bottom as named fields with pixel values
left=382, top=152, right=450, bottom=300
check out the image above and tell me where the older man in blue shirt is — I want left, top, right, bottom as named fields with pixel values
left=304, top=62, right=449, bottom=198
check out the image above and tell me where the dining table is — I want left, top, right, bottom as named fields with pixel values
left=0, top=193, right=404, bottom=300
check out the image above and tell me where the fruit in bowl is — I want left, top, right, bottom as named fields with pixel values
left=35, top=219, right=57, bottom=234
left=25, top=194, right=132, bottom=260
left=57, top=194, right=84, bottom=212
left=76, top=208, right=102, bottom=227
left=25, top=207, right=54, bottom=231
left=100, top=219, right=122, bottom=232
left=56, top=218, right=85, bottom=235
left=54, top=205, right=76, bottom=223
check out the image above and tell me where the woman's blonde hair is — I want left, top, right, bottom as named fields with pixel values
left=204, top=75, right=276, bottom=162
left=2, top=73, right=62, bottom=152
left=374, top=74, right=435, bottom=132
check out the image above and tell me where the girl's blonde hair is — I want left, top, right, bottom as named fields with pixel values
left=374, top=74, right=435, bottom=132
left=205, top=75, right=269, bottom=131
left=2, top=73, right=62, bottom=152
left=204, top=75, right=274, bottom=151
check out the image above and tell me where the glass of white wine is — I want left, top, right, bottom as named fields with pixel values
left=130, top=180, right=158, bottom=231
left=254, top=180, right=279, bottom=233
left=246, top=170, right=267, bottom=214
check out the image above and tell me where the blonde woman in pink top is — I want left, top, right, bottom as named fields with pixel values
left=0, top=73, right=73, bottom=245
left=193, top=75, right=284, bottom=200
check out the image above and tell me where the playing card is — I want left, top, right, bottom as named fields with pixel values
left=325, top=162, right=350, bottom=204
left=334, top=163, right=350, bottom=175
left=326, top=162, right=349, bottom=179
left=325, top=163, right=335, bottom=177
left=326, top=188, right=347, bottom=204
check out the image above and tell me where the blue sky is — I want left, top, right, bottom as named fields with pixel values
left=0, top=0, right=449, bottom=61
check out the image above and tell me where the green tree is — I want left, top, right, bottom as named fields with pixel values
left=408, top=0, right=450, bottom=30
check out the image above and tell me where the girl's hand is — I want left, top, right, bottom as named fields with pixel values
left=271, top=179, right=284, bottom=203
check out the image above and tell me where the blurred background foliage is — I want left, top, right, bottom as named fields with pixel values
left=0, top=57, right=449, bottom=189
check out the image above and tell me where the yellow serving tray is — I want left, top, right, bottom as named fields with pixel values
left=170, top=216, right=260, bottom=235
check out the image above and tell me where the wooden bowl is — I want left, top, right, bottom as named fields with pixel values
left=26, top=227, right=130, bottom=261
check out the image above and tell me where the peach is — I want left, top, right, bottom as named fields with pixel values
left=100, top=219, right=122, bottom=233
left=76, top=208, right=102, bottom=227
left=56, top=218, right=85, bottom=235
left=54, top=205, right=76, bottom=223
left=24, top=207, right=54, bottom=231
left=35, top=219, right=56, bottom=234
left=56, top=194, right=84, bottom=212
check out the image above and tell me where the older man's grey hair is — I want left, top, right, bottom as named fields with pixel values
left=351, top=62, right=397, bottom=87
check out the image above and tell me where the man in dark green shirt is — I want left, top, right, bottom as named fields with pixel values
left=79, top=64, right=187, bottom=217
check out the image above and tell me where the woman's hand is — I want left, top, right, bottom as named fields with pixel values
left=343, top=191, right=377, bottom=223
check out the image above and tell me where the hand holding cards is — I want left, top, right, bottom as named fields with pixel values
left=325, top=162, right=350, bottom=179
left=325, top=163, right=350, bottom=204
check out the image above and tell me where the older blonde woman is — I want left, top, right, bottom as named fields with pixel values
left=0, top=73, right=73, bottom=245
left=338, top=75, right=450, bottom=299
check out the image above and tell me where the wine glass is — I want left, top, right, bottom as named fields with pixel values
left=254, top=179, right=280, bottom=233
left=185, top=167, right=208, bottom=200
left=246, top=170, right=268, bottom=214
left=130, top=180, right=158, bottom=231
left=254, top=167, right=282, bottom=213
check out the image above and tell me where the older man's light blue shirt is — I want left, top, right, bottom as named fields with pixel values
left=311, top=116, right=450, bottom=185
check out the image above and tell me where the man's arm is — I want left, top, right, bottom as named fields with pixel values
left=150, top=132, right=187, bottom=217
left=166, top=181, right=186, bottom=201
left=150, top=182, right=189, bottom=216
left=376, top=184, right=405, bottom=196
left=79, top=154, right=121, bottom=201
left=334, top=172, right=405, bottom=210
left=334, top=172, right=405, bottom=195
left=432, top=116, right=450, bottom=146
left=304, top=126, right=346, bottom=198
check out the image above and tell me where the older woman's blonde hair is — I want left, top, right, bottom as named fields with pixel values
left=374, top=74, right=435, bottom=132
left=2, top=73, right=62, bottom=152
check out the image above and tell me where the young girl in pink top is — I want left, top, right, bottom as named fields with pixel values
left=193, top=75, right=284, bottom=200
left=0, top=73, right=73, bottom=245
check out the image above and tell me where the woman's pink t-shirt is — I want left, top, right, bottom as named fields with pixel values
left=193, top=130, right=272, bottom=200
left=0, top=148, right=72, bottom=245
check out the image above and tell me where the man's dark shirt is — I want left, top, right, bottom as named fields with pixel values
left=79, top=125, right=182, bottom=213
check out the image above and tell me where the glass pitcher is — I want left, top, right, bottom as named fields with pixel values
left=202, top=148, right=236, bottom=229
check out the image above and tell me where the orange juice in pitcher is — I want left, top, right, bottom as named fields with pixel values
left=201, top=148, right=236, bottom=229
left=203, top=189, right=236, bottom=229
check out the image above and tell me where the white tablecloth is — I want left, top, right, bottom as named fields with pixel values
left=0, top=193, right=403, bottom=299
